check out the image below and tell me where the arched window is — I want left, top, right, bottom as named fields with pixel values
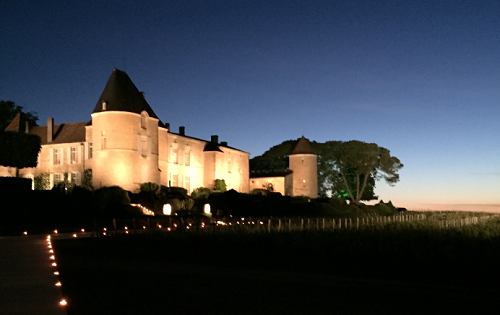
left=141, top=111, right=148, bottom=129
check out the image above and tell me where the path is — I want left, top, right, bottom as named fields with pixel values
left=0, top=234, right=69, bottom=315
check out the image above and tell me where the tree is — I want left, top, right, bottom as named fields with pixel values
left=326, top=140, right=403, bottom=205
left=213, top=179, right=227, bottom=192
left=0, top=100, right=38, bottom=131
left=0, top=131, right=42, bottom=176
left=250, top=139, right=401, bottom=203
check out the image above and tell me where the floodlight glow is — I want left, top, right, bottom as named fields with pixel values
left=163, top=204, right=172, bottom=215
left=203, top=204, right=211, bottom=214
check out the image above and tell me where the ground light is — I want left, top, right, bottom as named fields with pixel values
left=163, top=204, right=172, bottom=215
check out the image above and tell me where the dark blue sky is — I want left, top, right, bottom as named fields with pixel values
left=2, top=0, right=500, bottom=210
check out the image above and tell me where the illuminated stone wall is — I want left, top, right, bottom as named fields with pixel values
left=90, top=111, right=160, bottom=191
left=289, top=153, right=318, bottom=198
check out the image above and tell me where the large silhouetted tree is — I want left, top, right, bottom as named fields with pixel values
left=0, top=131, right=41, bottom=176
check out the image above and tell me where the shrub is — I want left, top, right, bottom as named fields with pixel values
left=34, top=173, right=50, bottom=190
left=213, top=179, right=227, bottom=192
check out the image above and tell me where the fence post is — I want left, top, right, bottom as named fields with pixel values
left=147, top=217, right=150, bottom=229
left=356, top=218, right=359, bottom=229
left=289, top=219, right=292, bottom=231
left=132, top=218, right=136, bottom=234
left=113, top=218, right=117, bottom=235
left=333, top=218, right=335, bottom=229
left=301, top=219, right=304, bottom=230
left=268, top=219, right=271, bottom=233
left=322, top=218, right=325, bottom=230
left=278, top=219, right=281, bottom=232
left=307, top=218, right=310, bottom=230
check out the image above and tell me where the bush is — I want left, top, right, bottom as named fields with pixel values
left=213, top=179, right=227, bottom=192
left=94, top=186, right=130, bottom=212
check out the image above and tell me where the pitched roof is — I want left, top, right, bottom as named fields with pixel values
left=92, top=69, right=164, bottom=126
left=29, top=121, right=89, bottom=145
left=5, top=112, right=30, bottom=132
left=290, top=136, right=315, bottom=155
left=203, top=141, right=224, bottom=152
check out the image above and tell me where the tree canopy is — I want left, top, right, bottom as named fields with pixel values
left=0, top=131, right=41, bottom=170
left=0, top=100, right=38, bottom=131
left=250, top=139, right=403, bottom=204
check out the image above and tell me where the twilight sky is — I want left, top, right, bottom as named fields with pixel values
left=2, top=0, right=500, bottom=211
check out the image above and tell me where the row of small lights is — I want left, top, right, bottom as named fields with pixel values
left=47, top=233, right=67, bottom=308
left=131, top=203, right=155, bottom=216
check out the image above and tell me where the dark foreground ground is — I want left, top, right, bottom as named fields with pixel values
left=53, top=230, right=500, bottom=315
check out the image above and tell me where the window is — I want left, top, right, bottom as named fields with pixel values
left=184, top=176, right=190, bottom=193
left=71, top=172, right=80, bottom=185
left=171, top=148, right=178, bottom=164
left=88, top=143, right=93, bottom=159
left=71, top=147, right=77, bottom=164
left=228, top=158, right=232, bottom=173
left=172, top=174, right=178, bottom=187
left=54, top=149, right=61, bottom=165
left=141, top=138, right=147, bottom=157
left=141, top=111, right=148, bottom=129
left=184, top=150, right=190, bottom=166
left=54, top=173, right=63, bottom=184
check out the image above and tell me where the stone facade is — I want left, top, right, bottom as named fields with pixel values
left=249, top=136, right=318, bottom=198
left=1, top=69, right=250, bottom=193
left=2, top=69, right=317, bottom=197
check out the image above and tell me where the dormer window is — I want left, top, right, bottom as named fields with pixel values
left=102, top=101, right=107, bottom=111
left=141, top=111, right=148, bottom=129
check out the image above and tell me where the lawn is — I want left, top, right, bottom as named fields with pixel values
left=53, top=212, right=500, bottom=314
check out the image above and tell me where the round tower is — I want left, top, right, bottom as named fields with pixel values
left=90, top=69, right=161, bottom=191
left=288, top=136, right=317, bottom=198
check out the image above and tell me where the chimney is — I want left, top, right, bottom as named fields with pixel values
left=221, top=141, right=227, bottom=146
left=25, top=121, right=29, bottom=134
left=211, top=135, right=218, bottom=144
left=165, top=123, right=170, bottom=131
left=141, top=91, right=145, bottom=99
left=179, top=126, right=185, bottom=136
left=47, top=118, right=54, bottom=142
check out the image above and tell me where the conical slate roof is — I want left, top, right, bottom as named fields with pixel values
left=290, top=136, right=315, bottom=155
left=92, top=69, right=163, bottom=125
